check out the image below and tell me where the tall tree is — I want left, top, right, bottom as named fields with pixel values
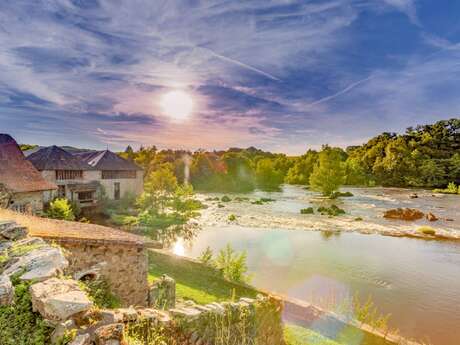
left=309, top=146, right=346, bottom=196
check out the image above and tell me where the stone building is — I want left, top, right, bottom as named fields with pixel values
left=27, top=146, right=144, bottom=207
left=0, top=208, right=160, bottom=306
left=0, top=134, right=57, bottom=213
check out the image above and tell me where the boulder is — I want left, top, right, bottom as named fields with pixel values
left=0, top=274, right=13, bottom=306
left=383, top=208, right=424, bottom=221
left=409, top=193, right=418, bottom=199
left=30, top=278, right=93, bottom=322
left=0, top=222, right=28, bottom=241
left=3, top=245, right=68, bottom=282
left=94, top=323, right=124, bottom=345
left=426, top=212, right=439, bottom=222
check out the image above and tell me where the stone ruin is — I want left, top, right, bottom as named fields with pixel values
left=0, top=221, right=285, bottom=345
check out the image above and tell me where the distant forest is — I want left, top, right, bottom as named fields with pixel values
left=20, top=118, right=460, bottom=192
left=118, top=118, right=459, bottom=192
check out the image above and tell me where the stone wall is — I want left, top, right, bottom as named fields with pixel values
left=10, top=191, right=45, bottom=213
left=53, top=239, right=149, bottom=307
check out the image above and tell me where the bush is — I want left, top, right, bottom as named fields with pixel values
left=197, top=246, right=214, bottom=266
left=330, top=191, right=354, bottom=199
left=45, top=198, right=75, bottom=221
left=228, top=214, right=237, bottom=221
left=79, top=278, right=120, bottom=309
left=417, top=226, right=436, bottom=236
left=300, top=207, right=314, bottom=214
left=215, top=244, right=251, bottom=283
left=0, top=277, right=52, bottom=344
left=317, top=205, right=346, bottom=216
left=221, top=195, right=232, bottom=202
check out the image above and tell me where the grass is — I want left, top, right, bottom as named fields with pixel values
left=284, top=324, right=343, bottom=345
left=148, top=250, right=343, bottom=345
left=148, top=250, right=258, bottom=304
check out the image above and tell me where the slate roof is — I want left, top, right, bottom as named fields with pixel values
left=27, top=145, right=94, bottom=171
left=75, top=150, right=142, bottom=171
left=0, top=134, right=57, bottom=193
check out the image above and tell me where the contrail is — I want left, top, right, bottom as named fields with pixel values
left=207, top=50, right=281, bottom=81
left=306, top=76, right=373, bottom=107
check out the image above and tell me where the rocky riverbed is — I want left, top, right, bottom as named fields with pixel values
left=195, top=185, right=460, bottom=240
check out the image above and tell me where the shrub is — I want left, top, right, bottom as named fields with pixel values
left=300, top=207, right=314, bottom=214
left=417, top=226, right=436, bottom=236
left=221, top=195, right=232, bottom=202
left=79, top=278, right=121, bottom=309
left=215, top=244, right=251, bottom=283
left=354, top=217, right=363, bottom=221
left=197, top=246, right=214, bottom=266
left=0, top=276, right=52, bottom=344
left=228, top=214, right=237, bottom=221
left=45, top=198, right=75, bottom=221
left=330, top=191, right=354, bottom=199
left=317, top=205, right=346, bottom=216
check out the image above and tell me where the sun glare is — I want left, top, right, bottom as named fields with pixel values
left=160, top=90, right=194, bottom=121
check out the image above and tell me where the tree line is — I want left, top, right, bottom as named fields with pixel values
left=120, top=118, right=460, bottom=196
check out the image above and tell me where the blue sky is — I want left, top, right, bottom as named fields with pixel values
left=0, top=0, right=459, bottom=154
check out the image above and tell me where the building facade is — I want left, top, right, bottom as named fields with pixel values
left=27, top=146, right=143, bottom=208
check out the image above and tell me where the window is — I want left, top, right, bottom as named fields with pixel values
left=78, top=191, right=93, bottom=201
left=56, top=170, right=83, bottom=180
left=102, top=170, right=136, bottom=179
left=114, top=182, right=120, bottom=200
left=58, top=185, right=66, bottom=198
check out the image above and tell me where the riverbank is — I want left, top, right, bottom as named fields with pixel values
left=148, top=249, right=418, bottom=345
left=195, top=186, right=460, bottom=240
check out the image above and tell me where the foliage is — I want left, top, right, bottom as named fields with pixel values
left=44, top=198, right=75, bottom=221
left=221, top=195, right=231, bottom=202
left=197, top=246, right=214, bottom=266
left=79, top=278, right=121, bottom=309
left=0, top=277, right=52, bottom=344
left=317, top=205, right=346, bottom=216
left=300, top=207, right=314, bottom=214
left=215, top=244, right=251, bottom=283
left=228, top=214, right=237, bottom=221
left=19, top=144, right=38, bottom=151
left=196, top=244, right=251, bottom=284
left=255, top=158, right=284, bottom=190
left=433, top=182, right=459, bottom=194
left=310, top=146, right=346, bottom=197
left=285, top=150, right=318, bottom=185
left=330, top=191, right=353, bottom=199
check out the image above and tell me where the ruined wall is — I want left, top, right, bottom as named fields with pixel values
left=53, top=239, right=149, bottom=307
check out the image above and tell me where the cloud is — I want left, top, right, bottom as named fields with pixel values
left=382, top=0, right=419, bottom=25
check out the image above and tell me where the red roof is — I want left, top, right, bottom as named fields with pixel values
left=0, top=134, right=57, bottom=193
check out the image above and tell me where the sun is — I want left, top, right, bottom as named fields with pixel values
left=160, top=90, right=194, bottom=121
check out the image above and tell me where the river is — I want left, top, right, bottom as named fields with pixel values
left=171, top=186, right=460, bottom=345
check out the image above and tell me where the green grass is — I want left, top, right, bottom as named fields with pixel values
left=148, top=251, right=349, bottom=345
left=284, top=324, right=343, bottom=345
left=148, top=250, right=258, bottom=304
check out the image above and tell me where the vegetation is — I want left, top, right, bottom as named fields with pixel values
left=284, top=325, right=343, bottom=345
left=44, top=198, right=75, bottom=221
left=148, top=250, right=257, bottom=305
left=310, top=146, right=346, bottom=197
left=433, top=182, right=459, bottom=194
left=79, top=278, right=121, bottom=309
left=317, top=205, right=346, bottom=216
left=300, top=207, right=314, bottom=214
left=0, top=274, right=52, bottom=344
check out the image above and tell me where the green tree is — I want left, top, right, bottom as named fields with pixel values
left=285, top=150, right=318, bottom=185
left=255, top=158, right=284, bottom=190
left=309, top=146, right=346, bottom=197
left=45, top=198, right=75, bottom=221
left=215, top=244, right=251, bottom=283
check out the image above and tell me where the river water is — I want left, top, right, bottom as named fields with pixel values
left=171, top=186, right=460, bottom=345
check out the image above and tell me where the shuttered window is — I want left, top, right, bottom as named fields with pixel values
left=56, top=170, right=83, bottom=180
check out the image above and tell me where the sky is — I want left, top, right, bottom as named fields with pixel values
left=1, top=0, right=460, bottom=154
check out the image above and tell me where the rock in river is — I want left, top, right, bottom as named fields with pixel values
left=383, top=208, right=424, bottom=221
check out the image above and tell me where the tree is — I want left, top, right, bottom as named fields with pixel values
left=285, top=150, right=318, bottom=185
left=45, top=198, right=75, bottom=221
left=309, top=146, right=346, bottom=197
left=255, top=158, right=284, bottom=190
left=215, top=244, right=251, bottom=283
